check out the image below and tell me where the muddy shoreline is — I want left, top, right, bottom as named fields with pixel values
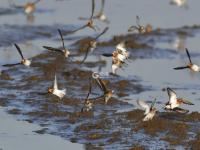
left=0, top=25, right=199, bottom=149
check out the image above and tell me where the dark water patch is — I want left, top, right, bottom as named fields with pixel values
left=0, top=24, right=73, bottom=47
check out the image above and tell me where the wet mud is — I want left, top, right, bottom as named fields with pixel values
left=0, top=25, right=200, bottom=149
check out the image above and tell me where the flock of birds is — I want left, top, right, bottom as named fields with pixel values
left=2, top=0, right=197, bottom=122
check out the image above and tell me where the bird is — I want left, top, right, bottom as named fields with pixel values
left=3, top=44, right=31, bottom=67
left=63, top=0, right=99, bottom=35
left=43, top=29, right=71, bottom=58
left=79, top=0, right=109, bottom=24
left=174, top=48, right=200, bottom=72
left=164, top=87, right=194, bottom=113
left=170, top=0, right=188, bottom=8
left=128, top=15, right=146, bottom=34
left=48, top=74, right=66, bottom=99
left=10, top=0, right=42, bottom=15
left=80, top=27, right=109, bottom=63
left=137, top=99, right=157, bottom=121
left=116, top=42, right=129, bottom=59
left=102, top=42, right=129, bottom=74
left=92, top=72, right=114, bottom=104
left=81, top=78, right=93, bottom=112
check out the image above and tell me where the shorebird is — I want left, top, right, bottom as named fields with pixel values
left=79, top=0, right=109, bottom=24
left=116, top=42, right=129, bottom=59
left=137, top=99, right=157, bottom=121
left=3, top=44, right=31, bottom=67
left=64, top=0, right=99, bottom=35
left=92, top=72, right=114, bottom=104
left=48, top=74, right=66, bottom=99
left=10, top=0, right=42, bottom=15
left=164, top=87, right=194, bottom=113
left=102, top=42, right=129, bottom=74
left=174, top=48, right=200, bottom=72
left=128, top=16, right=146, bottom=34
left=81, top=27, right=109, bottom=63
left=43, top=29, right=70, bottom=58
left=81, top=78, right=93, bottom=112
left=170, top=0, right=188, bottom=8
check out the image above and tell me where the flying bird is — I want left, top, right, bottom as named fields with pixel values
left=64, top=0, right=99, bottom=35
left=80, top=27, right=109, bottom=63
left=10, top=0, right=42, bottom=15
left=164, top=87, right=194, bottom=113
left=48, top=74, right=66, bottom=99
left=92, top=72, right=114, bottom=104
left=174, top=48, right=200, bottom=72
left=137, top=99, right=157, bottom=121
left=128, top=15, right=146, bottom=34
left=79, top=0, right=109, bottom=24
left=81, top=78, right=93, bottom=112
left=43, top=29, right=71, bottom=58
left=3, top=44, right=31, bottom=67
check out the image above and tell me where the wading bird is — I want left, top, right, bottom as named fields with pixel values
left=137, top=99, right=157, bottom=121
left=164, top=87, right=194, bottom=113
left=43, top=29, right=71, bottom=58
left=3, top=44, right=31, bottom=67
left=174, top=48, right=200, bottom=72
left=48, top=74, right=66, bottom=99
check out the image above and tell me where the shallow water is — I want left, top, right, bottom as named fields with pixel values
left=0, top=107, right=83, bottom=150
left=0, top=0, right=200, bottom=149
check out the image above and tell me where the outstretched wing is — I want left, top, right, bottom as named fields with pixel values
left=64, top=24, right=88, bottom=35
left=2, top=62, right=21, bottom=67
left=167, top=87, right=177, bottom=104
left=102, top=53, right=113, bottom=57
left=14, top=43, right=24, bottom=60
left=90, top=0, right=95, bottom=20
left=100, top=0, right=105, bottom=13
left=172, top=107, right=189, bottom=114
left=85, top=78, right=92, bottom=100
left=58, top=29, right=66, bottom=50
left=95, top=77, right=108, bottom=93
left=174, top=66, right=189, bottom=70
left=136, top=15, right=141, bottom=26
left=54, top=74, right=58, bottom=90
left=150, top=98, right=157, bottom=109
left=80, top=45, right=91, bottom=64
left=95, top=27, right=109, bottom=40
left=185, top=48, right=192, bottom=63
left=43, top=46, right=63, bottom=54
left=137, top=100, right=150, bottom=115
left=33, top=0, right=41, bottom=4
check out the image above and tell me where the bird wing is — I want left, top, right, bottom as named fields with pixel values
left=95, top=27, right=109, bottom=40
left=43, top=46, right=63, bottom=54
left=167, top=87, right=177, bottom=104
left=90, top=0, right=95, bottom=20
left=53, top=74, right=58, bottom=90
left=85, top=78, right=92, bottom=101
left=185, top=48, right=192, bottom=63
left=14, top=43, right=24, bottom=60
left=2, top=62, right=21, bottom=67
left=58, top=29, right=66, bottom=50
left=137, top=100, right=150, bottom=114
left=174, top=66, right=189, bottom=70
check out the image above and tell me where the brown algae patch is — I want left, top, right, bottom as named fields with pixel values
left=189, top=132, right=200, bottom=150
